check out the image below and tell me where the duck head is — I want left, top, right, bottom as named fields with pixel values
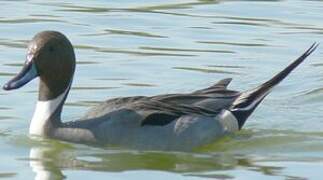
left=3, top=31, right=75, bottom=101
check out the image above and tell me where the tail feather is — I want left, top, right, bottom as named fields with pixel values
left=230, top=43, right=319, bottom=128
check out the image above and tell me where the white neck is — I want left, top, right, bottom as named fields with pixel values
left=29, top=87, right=69, bottom=136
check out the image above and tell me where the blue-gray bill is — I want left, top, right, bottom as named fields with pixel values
left=3, top=61, right=38, bottom=91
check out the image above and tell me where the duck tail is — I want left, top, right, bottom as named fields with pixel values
left=229, top=43, right=319, bottom=129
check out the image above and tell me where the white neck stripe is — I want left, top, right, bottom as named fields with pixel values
left=29, top=85, right=70, bottom=136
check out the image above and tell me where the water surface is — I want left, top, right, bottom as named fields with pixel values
left=0, top=0, right=323, bottom=179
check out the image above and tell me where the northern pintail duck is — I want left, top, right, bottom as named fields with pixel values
left=3, top=31, right=318, bottom=151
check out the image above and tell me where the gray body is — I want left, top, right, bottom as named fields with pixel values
left=54, top=79, right=239, bottom=150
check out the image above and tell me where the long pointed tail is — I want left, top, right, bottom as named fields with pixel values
left=230, top=43, right=319, bottom=129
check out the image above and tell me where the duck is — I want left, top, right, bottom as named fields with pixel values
left=2, top=31, right=318, bottom=151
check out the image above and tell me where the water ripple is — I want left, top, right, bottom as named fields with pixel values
left=65, top=101, right=103, bottom=107
left=206, top=65, right=246, bottom=70
left=0, top=39, right=26, bottom=49
left=173, top=67, right=240, bottom=74
left=140, top=46, right=235, bottom=54
left=49, top=1, right=220, bottom=13
left=0, top=173, right=16, bottom=178
left=0, top=72, right=16, bottom=77
left=303, top=87, right=323, bottom=96
left=0, top=18, right=64, bottom=24
left=71, top=86, right=120, bottom=91
left=83, top=29, right=167, bottom=38
left=197, top=41, right=268, bottom=47
left=75, top=44, right=196, bottom=57
left=214, top=21, right=270, bottom=27
left=123, top=83, right=157, bottom=87
left=76, top=61, right=100, bottom=65
left=0, top=116, right=15, bottom=121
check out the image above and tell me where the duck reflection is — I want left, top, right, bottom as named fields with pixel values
left=29, top=147, right=65, bottom=180
left=28, top=142, right=295, bottom=180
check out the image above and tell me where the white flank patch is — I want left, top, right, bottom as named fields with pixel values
left=217, top=110, right=239, bottom=132
left=29, top=86, right=70, bottom=136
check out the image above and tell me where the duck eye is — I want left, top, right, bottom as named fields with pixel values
left=49, top=46, right=54, bottom=52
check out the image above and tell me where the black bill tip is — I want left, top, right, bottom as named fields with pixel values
left=3, top=80, right=21, bottom=91
left=3, top=83, right=11, bottom=91
left=2, top=62, right=38, bottom=91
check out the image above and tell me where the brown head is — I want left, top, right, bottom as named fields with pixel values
left=3, top=31, right=76, bottom=101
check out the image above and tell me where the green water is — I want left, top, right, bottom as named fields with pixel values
left=1, top=0, right=323, bottom=179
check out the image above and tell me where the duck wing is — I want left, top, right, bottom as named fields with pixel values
left=134, top=78, right=240, bottom=126
left=148, top=78, right=239, bottom=112
left=82, top=78, right=240, bottom=126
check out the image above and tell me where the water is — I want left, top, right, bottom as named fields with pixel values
left=0, top=0, right=323, bottom=179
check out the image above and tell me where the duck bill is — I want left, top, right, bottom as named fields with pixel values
left=3, top=61, right=38, bottom=91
